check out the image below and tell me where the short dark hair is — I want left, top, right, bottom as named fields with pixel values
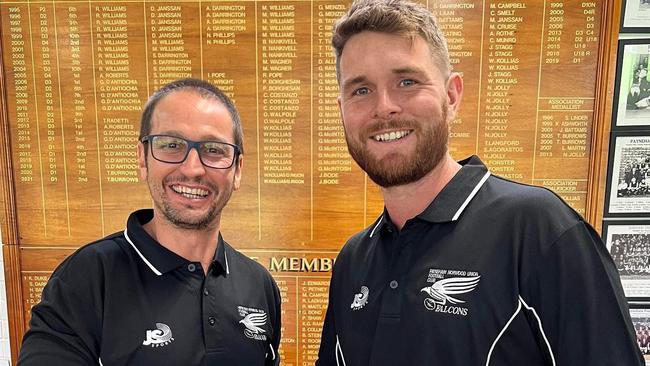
left=332, top=0, right=450, bottom=80
left=139, top=78, right=244, bottom=154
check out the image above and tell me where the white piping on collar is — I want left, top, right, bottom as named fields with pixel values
left=124, top=229, right=162, bottom=276
left=369, top=216, right=385, bottom=238
left=452, top=171, right=491, bottom=221
left=224, top=245, right=230, bottom=274
left=268, top=343, right=276, bottom=360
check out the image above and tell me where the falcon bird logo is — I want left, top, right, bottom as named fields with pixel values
left=420, top=276, right=481, bottom=310
left=239, top=312, right=268, bottom=339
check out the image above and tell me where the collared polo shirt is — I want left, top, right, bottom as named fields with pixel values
left=317, top=156, right=642, bottom=366
left=19, top=209, right=281, bottom=366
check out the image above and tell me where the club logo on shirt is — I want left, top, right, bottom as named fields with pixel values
left=238, top=306, right=268, bottom=341
left=420, top=268, right=481, bottom=317
left=350, top=285, right=369, bottom=311
left=142, top=323, right=174, bottom=347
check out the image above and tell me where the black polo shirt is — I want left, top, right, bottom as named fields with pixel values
left=317, top=156, right=642, bottom=366
left=18, top=209, right=281, bottom=366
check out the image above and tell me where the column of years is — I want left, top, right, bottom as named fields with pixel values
left=0, top=0, right=603, bottom=245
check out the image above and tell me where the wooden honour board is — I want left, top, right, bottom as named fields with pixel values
left=0, top=0, right=618, bottom=363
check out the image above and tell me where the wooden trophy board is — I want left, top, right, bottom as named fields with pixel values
left=0, top=0, right=616, bottom=363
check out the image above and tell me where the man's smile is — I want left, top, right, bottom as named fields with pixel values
left=371, top=129, right=413, bottom=142
left=170, top=184, right=210, bottom=199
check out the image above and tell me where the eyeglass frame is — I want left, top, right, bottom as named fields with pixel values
left=140, top=134, right=242, bottom=169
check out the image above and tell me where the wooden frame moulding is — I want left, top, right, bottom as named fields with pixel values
left=0, top=14, right=26, bottom=365
left=587, top=0, right=621, bottom=232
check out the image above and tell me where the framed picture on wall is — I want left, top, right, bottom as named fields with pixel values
left=613, top=39, right=650, bottom=128
left=605, top=132, right=650, bottom=216
left=621, top=0, right=650, bottom=33
left=603, top=220, right=650, bottom=298
left=629, top=306, right=650, bottom=364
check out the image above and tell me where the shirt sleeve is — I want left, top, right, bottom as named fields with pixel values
left=266, top=277, right=282, bottom=366
left=315, top=298, right=337, bottom=366
left=316, top=237, right=358, bottom=366
left=18, top=276, right=101, bottom=366
left=521, top=221, right=643, bottom=366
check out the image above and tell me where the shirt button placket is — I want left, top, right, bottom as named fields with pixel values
left=202, top=274, right=220, bottom=352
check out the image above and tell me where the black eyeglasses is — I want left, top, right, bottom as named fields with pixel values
left=141, top=135, right=241, bottom=169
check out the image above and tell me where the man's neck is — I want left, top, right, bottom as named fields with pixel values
left=381, top=154, right=461, bottom=231
left=143, top=216, right=221, bottom=275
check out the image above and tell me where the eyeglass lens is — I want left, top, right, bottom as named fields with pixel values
left=150, top=135, right=236, bottom=169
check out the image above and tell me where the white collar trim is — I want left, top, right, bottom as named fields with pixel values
left=369, top=216, right=385, bottom=238
left=452, top=171, right=491, bottom=221
left=124, top=229, right=162, bottom=276
left=224, top=245, right=230, bottom=274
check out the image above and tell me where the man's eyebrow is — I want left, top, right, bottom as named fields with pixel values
left=154, top=130, right=184, bottom=137
left=392, top=66, right=425, bottom=74
left=341, top=75, right=368, bottom=91
left=153, top=131, right=227, bottom=142
left=340, top=66, right=429, bottom=90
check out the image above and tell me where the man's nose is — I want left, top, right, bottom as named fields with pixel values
left=374, top=89, right=401, bottom=119
left=180, top=148, right=207, bottom=176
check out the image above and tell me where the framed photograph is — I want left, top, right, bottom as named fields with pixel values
left=621, top=0, right=650, bottom=33
left=613, top=39, right=650, bottom=128
left=603, top=221, right=650, bottom=297
left=629, top=306, right=650, bottom=364
left=605, top=132, right=650, bottom=215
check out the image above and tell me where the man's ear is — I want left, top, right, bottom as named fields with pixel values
left=446, top=72, right=464, bottom=121
left=233, top=155, right=243, bottom=191
left=137, top=142, right=148, bottom=181
left=337, top=95, right=347, bottom=130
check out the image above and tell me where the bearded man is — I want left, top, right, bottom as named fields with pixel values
left=316, top=1, right=642, bottom=365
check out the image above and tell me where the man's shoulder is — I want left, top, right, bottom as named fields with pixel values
left=51, top=231, right=129, bottom=278
left=346, top=224, right=375, bottom=246
left=223, top=242, right=276, bottom=282
left=479, top=174, right=584, bottom=237
left=335, top=219, right=380, bottom=261
left=485, top=175, right=580, bottom=217
left=71, top=231, right=128, bottom=258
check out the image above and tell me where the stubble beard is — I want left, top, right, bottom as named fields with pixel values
left=148, top=175, right=233, bottom=231
left=345, top=105, right=449, bottom=188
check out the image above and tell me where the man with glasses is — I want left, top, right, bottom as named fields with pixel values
left=18, top=79, right=281, bottom=366
left=316, top=0, right=641, bottom=365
